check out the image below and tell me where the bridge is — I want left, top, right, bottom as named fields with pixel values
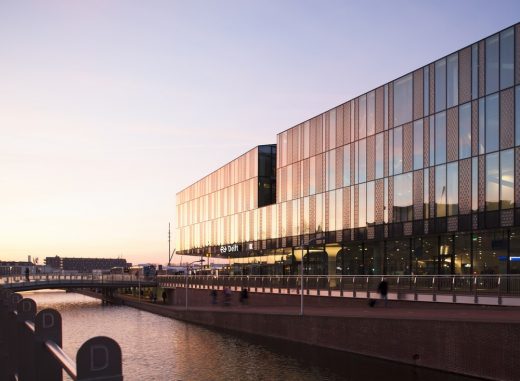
left=0, top=273, right=157, bottom=292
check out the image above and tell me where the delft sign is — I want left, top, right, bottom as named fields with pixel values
left=219, top=244, right=241, bottom=254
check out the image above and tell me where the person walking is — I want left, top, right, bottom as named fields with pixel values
left=25, top=267, right=30, bottom=282
left=377, top=279, right=389, bottom=307
left=162, top=290, right=167, bottom=304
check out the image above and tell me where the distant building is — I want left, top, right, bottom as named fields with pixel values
left=0, top=261, right=36, bottom=275
left=44, top=256, right=127, bottom=273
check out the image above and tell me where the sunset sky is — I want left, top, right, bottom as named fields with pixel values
left=1, top=1, right=519, bottom=265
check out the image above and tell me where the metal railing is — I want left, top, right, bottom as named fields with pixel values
left=0, top=288, right=123, bottom=381
left=158, top=274, right=520, bottom=305
left=0, top=273, right=157, bottom=291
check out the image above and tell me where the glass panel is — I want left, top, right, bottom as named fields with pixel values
left=486, top=152, right=499, bottom=211
left=472, top=157, right=478, bottom=212
left=328, top=191, right=336, bottom=232
left=343, top=145, right=350, bottom=187
left=329, top=109, right=336, bottom=149
left=393, top=172, right=413, bottom=222
left=359, top=139, right=366, bottom=183
left=435, top=164, right=446, bottom=217
left=303, top=197, right=309, bottom=234
left=447, top=162, right=458, bottom=216
left=500, top=27, right=514, bottom=89
left=459, top=103, right=471, bottom=159
left=393, top=126, right=402, bottom=174
left=485, top=93, right=499, bottom=153
left=304, top=121, right=310, bottom=159
left=367, top=91, right=375, bottom=136
left=413, top=120, right=423, bottom=170
left=424, top=66, right=430, bottom=116
left=500, top=149, right=514, bottom=209
left=424, top=168, right=429, bottom=219
left=455, top=234, right=472, bottom=275
left=335, top=189, right=342, bottom=231
left=359, top=94, right=367, bottom=139
left=471, top=44, right=478, bottom=100
left=447, top=53, right=458, bottom=108
left=473, top=230, right=506, bottom=274
left=516, top=86, right=520, bottom=146
left=316, top=193, right=324, bottom=232
left=354, top=141, right=359, bottom=184
left=386, top=239, right=410, bottom=275
left=389, top=132, right=394, bottom=176
left=479, top=98, right=485, bottom=154
left=413, top=237, right=438, bottom=275
left=485, top=34, right=499, bottom=95
left=435, top=112, right=446, bottom=165
left=367, top=181, right=375, bottom=225
left=510, top=229, right=520, bottom=274
left=384, top=85, right=388, bottom=130
left=375, top=133, right=383, bottom=179
left=394, top=74, right=413, bottom=126
left=435, top=58, right=446, bottom=112
left=359, top=183, right=366, bottom=228
left=287, top=165, right=292, bottom=200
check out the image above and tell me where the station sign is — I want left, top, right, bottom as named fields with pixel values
left=219, top=244, right=241, bottom=254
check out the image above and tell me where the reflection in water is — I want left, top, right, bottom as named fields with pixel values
left=23, top=291, right=480, bottom=381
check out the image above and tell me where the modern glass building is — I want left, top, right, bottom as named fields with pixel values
left=177, top=23, right=520, bottom=276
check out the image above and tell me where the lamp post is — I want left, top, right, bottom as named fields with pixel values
left=185, top=259, right=205, bottom=311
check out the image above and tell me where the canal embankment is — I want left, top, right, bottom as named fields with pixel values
left=77, top=287, right=520, bottom=381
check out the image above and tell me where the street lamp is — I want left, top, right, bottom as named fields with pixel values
left=185, top=259, right=205, bottom=311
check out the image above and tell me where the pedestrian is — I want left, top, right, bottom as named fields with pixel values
left=210, top=289, right=217, bottom=304
left=377, top=278, right=389, bottom=307
left=239, top=288, right=249, bottom=305
left=25, top=267, right=30, bottom=282
left=162, top=290, right=167, bottom=304
left=223, top=287, right=231, bottom=306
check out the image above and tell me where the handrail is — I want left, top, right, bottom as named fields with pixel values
left=45, top=340, right=77, bottom=380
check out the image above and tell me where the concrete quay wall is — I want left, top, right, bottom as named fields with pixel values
left=130, top=288, right=518, bottom=381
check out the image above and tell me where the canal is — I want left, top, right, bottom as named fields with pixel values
left=24, top=290, right=481, bottom=381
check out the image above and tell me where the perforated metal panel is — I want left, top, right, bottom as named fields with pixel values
left=459, top=159, right=472, bottom=214
left=500, top=88, right=514, bottom=150
left=336, top=105, right=344, bottom=147
left=336, top=147, right=343, bottom=189
left=429, top=63, right=435, bottom=115
left=516, top=25, right=520, bottom=85
left=384, top=131, right=389, bottom=177
left=515, top=148, right=520, bottom=207
left=413, top=170, right=423, bottom=220
left=423, top=117, right=430, bottom=167
left=367, top=135, right=375, bottom=181
left=447, top=216, right=458, bottom=232
left=354, top=98, right=359, bottom=141
left=429, top=168, right=435, bottom=218
left=344, top=102, right=351, bottom=145
left=413, top=69, right=423, bottom=120
left=404, top=222, right=412, bottom=236
left=376, top=86, right=384, bottom=133
left=354, top=185, right=359, bottom=228
left=375, top=179, right=384, bottom=224
left=501, top=209, right=514, bottom=227
left=388, top=177, right=394, bottom=223
left=478, top=40, right=485, bottom=97
left=343, top=187, right=351, bottom=229
left=309, top=195, right=316, bottom=233
left=447, top=107, right=458, bottom=162
left=403, top=123, right=413, bottom=172
left=388, top=82, right=394, bottom=130
left=459, top=47, right=472, bottom=104
left=368, top=226, right=375, bottom=239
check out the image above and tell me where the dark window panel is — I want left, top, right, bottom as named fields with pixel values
left=500, top=88, right=514, bottom=150
left=394, top=74, right=413, bottom=126
left=459, top=159, right=472, bottom=215
left=459, top=46, right=472, bottom=104
left=354, top=98, right=359, bottom=142
left=485, top=34, right=499, bottom=95
left=447, top=107, right=459, bottom=162
left=500, top=27, right=514, bottom=90
left=485, top=93, right=500, bottom=153
left=413, top=69, right=424, bottom=121
left=500, top=149, right=514, bottom=209
left=471, top=100, right=479, bottom=156
left=384, top=131, right=389, bottom=177
left=447, top=162, right=458, bottom=216
left=435, top=58, right=447, bottom=112
left=447, top=53, right=459, bottom=108
left=413, top=120, right=424, bottom=170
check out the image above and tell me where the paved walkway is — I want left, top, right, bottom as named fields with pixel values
left=117, top=294, right=520, bottom=324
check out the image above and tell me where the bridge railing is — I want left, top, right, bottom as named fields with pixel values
left=0, top=288, right=123, bottom=381
left=0, top=273, right=156, bottom=288
left=158, top=274, right=520, bottom=305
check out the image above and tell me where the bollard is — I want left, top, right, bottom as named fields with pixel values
left=35, top=309, right=63, bottom=381
left=17, top=298, right=37, bottom=381
left=76, top=337, right=122, bottom=381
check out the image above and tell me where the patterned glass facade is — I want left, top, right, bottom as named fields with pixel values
left=177, top=24, right=520, bottom=276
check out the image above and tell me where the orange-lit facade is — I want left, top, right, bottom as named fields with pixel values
left=177, top=24, right=520, bottom=276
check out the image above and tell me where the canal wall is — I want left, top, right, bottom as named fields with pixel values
left=77, top=288, right=519, bottom=381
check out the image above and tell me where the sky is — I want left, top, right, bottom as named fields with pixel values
left=0, top=1, right=519, bottom=266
